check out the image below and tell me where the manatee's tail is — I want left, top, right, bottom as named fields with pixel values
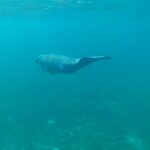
left=74, top=56, right=111, bottom=70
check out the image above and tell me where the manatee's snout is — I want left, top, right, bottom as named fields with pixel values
left=36, top=56, right=43, bottom=65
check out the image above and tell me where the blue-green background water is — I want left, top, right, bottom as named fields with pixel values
left=0, top=0, right=150, bottom=149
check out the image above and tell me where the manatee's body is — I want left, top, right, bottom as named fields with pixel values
left=36, top=54, right=111, bottom=74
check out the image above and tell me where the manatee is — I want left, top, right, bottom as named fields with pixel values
left=36, top=54, right=111, bottom=74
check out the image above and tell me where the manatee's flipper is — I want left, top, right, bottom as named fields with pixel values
left=41, top=66, right=50, bottom=73
left=41, top=66, right=55, bottom=74
left=74, top=56, right=111, bottom=70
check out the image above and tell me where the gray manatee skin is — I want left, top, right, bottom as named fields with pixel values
left=36, top=54, right=111, bottom=74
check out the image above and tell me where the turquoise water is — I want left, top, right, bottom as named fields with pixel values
left=0, top=0, right=150, bottom=150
